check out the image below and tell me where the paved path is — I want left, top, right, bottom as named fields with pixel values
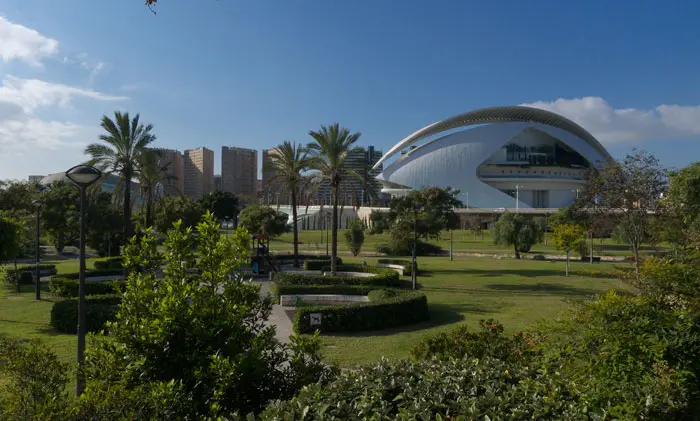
left=255, top=280, right=294, bottom=344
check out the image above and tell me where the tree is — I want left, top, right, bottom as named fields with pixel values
left=582, top=150, right=667, bottom=273
left=81, top=214, right=335, bottom=418
left=552, top=224, right=585, bottom=276
left=239, top=205, right=289, bottom=239
left=85, top=111, right=156, bottom=244
left=465, top=215, right=483, bottom=240
left=308, top=124, right=362, bottom=275
left=153, top=196, right=203, bottom=233
left=135, top=149, right=174, bottom=228
left=86, top=192, right=123, bottom=257
left=492, top=213, right=543, bottom=259
left=40, top=181, right=79, bottom=252
left=664, top=162, right=700, bottom=251
left=0, top=180, right=37, bottom=214
left=344, top=219, right=365, bottom=256
left=368, top=210, right=391, bottom=235
left=0, top=213, right=22, bottom=264
left=263, top=141, right=312, bottom=268
left=199, top=190, right=241, bottom=226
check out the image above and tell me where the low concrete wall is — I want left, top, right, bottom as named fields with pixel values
left=280, top=294, right=370, bottom=306
left=320, top=271, right=375, bottom=278
left=375, top=263, right=406, bottom=275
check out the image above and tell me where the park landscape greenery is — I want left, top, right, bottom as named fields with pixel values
left=2, top=109, right=700, bottom=418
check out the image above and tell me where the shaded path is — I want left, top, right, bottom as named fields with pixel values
left=255, top=280, right=294, bottom=344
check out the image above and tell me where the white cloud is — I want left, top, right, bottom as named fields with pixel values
left=0, top=16, right=59, bottom=65
left=522, top=97, right=700, bottom=144
left=0, top=75, right=127, bottom=113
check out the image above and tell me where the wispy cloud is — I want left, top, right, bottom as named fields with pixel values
left=522, top=97, right=700, bottom=144
left=0, top=16, right=59, bottom=65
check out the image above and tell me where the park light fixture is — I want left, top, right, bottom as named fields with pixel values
left=65, top=164, right=101, bottom=397
left=32, top=198, right=42, bottom=301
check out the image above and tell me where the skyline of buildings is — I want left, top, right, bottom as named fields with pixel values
left=184, top=147, right=215, bottom=200
left=221, top=146, right=258, bottom=202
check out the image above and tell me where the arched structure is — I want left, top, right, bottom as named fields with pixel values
left=375, top=106, right=612, bottom=209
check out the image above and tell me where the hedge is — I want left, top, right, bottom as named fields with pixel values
left=50, top=294, right=122, bottom=334
left=60, top=269, right=124, bottom=280
left=50, top=277, right=126, bottom=298
left=7, top=264, right=57, bottom=281
left=271, top=284, right=382, bottom=300
left=275, top=266, right=400, bottom=287
left=93, top=257, right=124, bottom=270
left=294, top=289, right=428, bottom=333
left=303, top=257, right=343, bottom=271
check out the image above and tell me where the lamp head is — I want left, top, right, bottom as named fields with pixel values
left=65, top=165, right=102, bottom=188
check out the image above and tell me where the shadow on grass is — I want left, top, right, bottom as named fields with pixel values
left=486, top=283, right=600, bottom=297
left=424, top=267, right=619, bottom=279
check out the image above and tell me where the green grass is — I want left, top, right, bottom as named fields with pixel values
left=315, top=255, right=633, bottom=367
left=269, top=229, right=667, bottom=258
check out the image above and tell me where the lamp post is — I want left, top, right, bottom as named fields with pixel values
left=32, top=199, right=42, bottom=300
left=65, top=164, right=101, bottom=397
left=412, top=203, right=420, bottom=290
left=465, top=192, right=469, bottom=209
left=325, top=213, right=330, bottom=257
left=572, top=188, right=580, bottom=200
left=515, top=185, right=524, bottom=212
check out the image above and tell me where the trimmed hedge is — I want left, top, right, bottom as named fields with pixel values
left=275, top=266, right=400, bottom=287
left=50, top=277, right=126, bottom=298
left=7, top=264, right=57, bottom=281
left=303, top=257, right=343, bottom=271
left=60, top=269, right=124, bottom=280
left=50, top=294, right=122, bottom=334
left=294, top=289, right=428, bottom=333
left=272, top=284, right=382, bottom=299
left=93, top=257, right=124, bottom=270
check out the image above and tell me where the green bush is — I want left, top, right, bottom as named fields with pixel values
left=60, top=268, right=124, bottom=279
left=303, top=257, right=342, bottom=271
left=260, top=356, right=582, bottom=420
left=344, top=218, right=365, bottom=256
left=50, top=295, right=122, bottom=334
left=294, top=289, right=428, bottom=333
left=276, top=265, right=400, bottom=287
left=411, top=319, right=533, bottom=363
left=50, top=277, right=126, bottom=297
left=376, top=239, right=444, bottom=256
left=18, top=270, right=34, bottom=285
left=272, top=284, right=383, bottom=299
left=93, top=257, right=124, bottom=270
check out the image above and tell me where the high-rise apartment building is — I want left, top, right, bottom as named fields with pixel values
left=317, top=146, right=383, bottom=206
left=151, top=148, right=184, bottom=197
left=221, top=146, right=258, bottom=201
left=261, top=148, right=283, bottom=204
left=184, top=147, right=214, bottom=199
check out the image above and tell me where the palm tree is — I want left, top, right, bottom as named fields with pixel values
left=308, top=124, right=362, bottom=275
left=136, top=149, right=175, bottom=228
left=265, top=141, right=313, bottom=268
left=85, top=112, right=156, bottom=243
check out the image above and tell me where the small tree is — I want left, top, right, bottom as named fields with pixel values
left=344, top=219, right=365, bottom=256
left=198, top=190, right=241, bottom=226
left=239, top=205, right=289, bottom=240
left=466, top=215, right=483, bottom=240
left=0, top=213, right=23, bottom=291
left=553, top=224, right=585, bottom=276
left=492, top=213, right=543, bottom=259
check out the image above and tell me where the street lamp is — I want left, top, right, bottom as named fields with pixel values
left=572, top=188, right=580, bottom=200
left=515, top=185, right=524, bottom=212
left=325, top=212, right=331, bottom=257
left=65, top=164, right=101, bottom=397
left=224, top=216, right=230, bottom=240
left=412, top=203, right=421, bottom=290
left=32, top=199, right=42, bottom=300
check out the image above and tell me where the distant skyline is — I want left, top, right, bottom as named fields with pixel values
left=1, top=0, right=699, bottom=180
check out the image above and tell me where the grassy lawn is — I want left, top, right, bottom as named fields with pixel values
left=269, top=229, right=666, bottom=258
left=315, top=256, right=633, bottom=367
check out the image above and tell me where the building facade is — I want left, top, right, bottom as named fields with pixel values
left=316, top=146, right=383, bottom=206
left=374, top=106, right=613, bottom=209
left=184, top=147, right=214, bottom=199
left=261, top=148, right=282, bottom=204
left=151, top=148, right=184, bottom=197
left=221, top=146, right=257, bottom=201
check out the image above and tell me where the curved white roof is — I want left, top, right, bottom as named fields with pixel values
left=374, top=105, right=612, bottom=169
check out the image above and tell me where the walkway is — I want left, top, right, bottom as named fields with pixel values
left=255, top=279, right=294, bottom=344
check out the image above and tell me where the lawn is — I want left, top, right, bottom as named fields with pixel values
left=268, top=229, right=666, bottom=258
left=315, top=255, right=633, bottom=367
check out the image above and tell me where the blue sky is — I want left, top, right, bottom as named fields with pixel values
left=0, top=0, right=699, bottom=180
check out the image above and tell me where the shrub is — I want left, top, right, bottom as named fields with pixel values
left=50, top=295, right=122, bottom=334
left=276, top=266, right=400, bottom=287
left=272, top=284, right=381, bottom=299
left=260, top=357, right=583, bottom=420
left=344, top=218, right=365, bottom=256
left=411, top=319, right=533, bottom=363
left=50, top=277, right=126, bottom=297
left=293, top=290, right=428, bottom=333
left=18, top=270, right=34, bottom=285
left=378, top=238, right=444, bottom=256
left=93, top=257, right=124, bottom=270
left=60, top=268, right=124, bottom=279
left=303, top=257, right=342, bottom=271
left=532, top=254, right=546, bottom=261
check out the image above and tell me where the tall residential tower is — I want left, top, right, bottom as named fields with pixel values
left=184, top=147, right=214, bottom=199
left=221, top=146, right=257, bottom=201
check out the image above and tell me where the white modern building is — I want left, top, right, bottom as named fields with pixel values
left=374, top=106, right=613, bottom=209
